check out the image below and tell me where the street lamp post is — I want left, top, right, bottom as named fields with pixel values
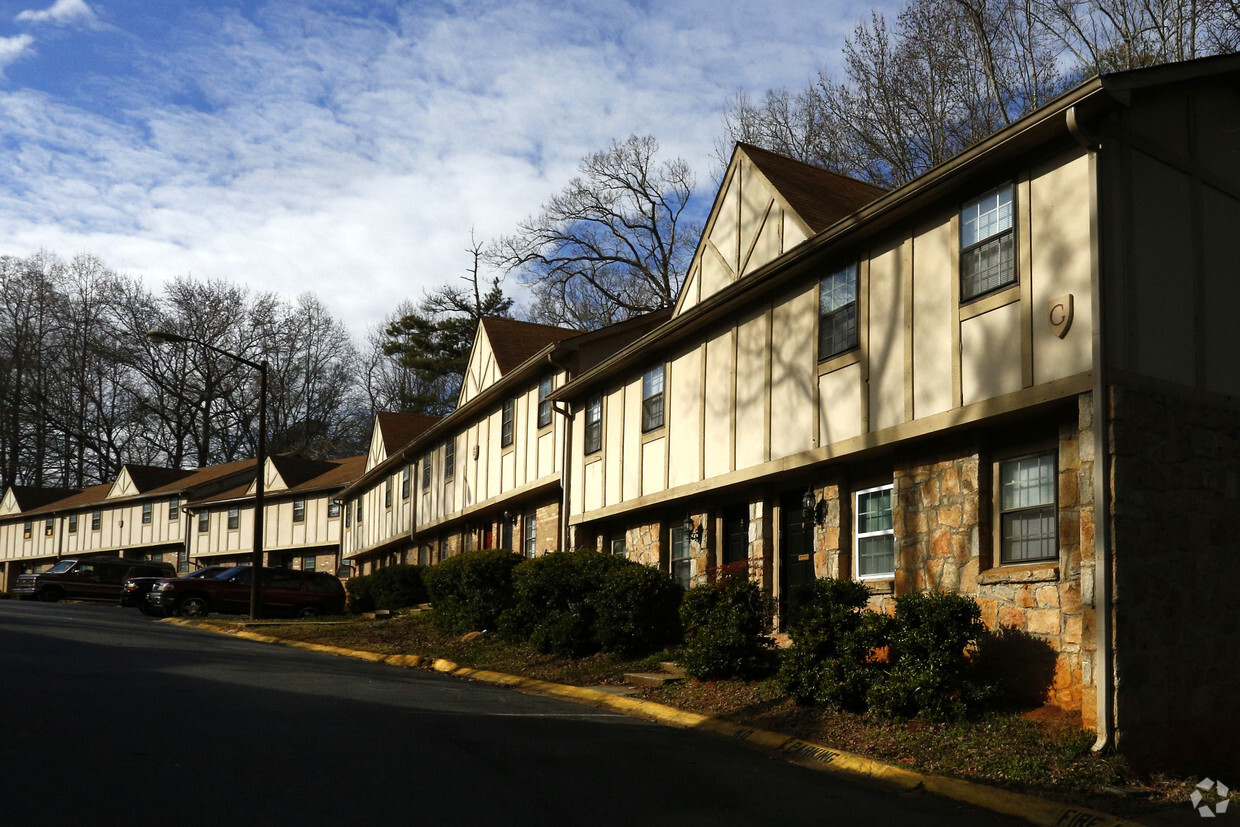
left=147, top=329, right=268, bottom=620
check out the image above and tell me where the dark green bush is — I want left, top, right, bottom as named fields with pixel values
left=423, top=549, right=522, bottom=634
left=679, top=573, right=775, bottom=680
left=345, top=572, right=377, bottom=614
left=500, top=551, right=625, bottom=656
left=777, top=578, right=890, bottom=710
left=866, top=590, right=993, bottom=721
left=592, top=563, right=683, bottom=656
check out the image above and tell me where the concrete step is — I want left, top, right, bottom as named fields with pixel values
left=659, top=661, right=689, bottom=679
left=623, top=671, right=683, bottom=688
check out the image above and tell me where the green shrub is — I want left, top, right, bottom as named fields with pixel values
left=777, top=578, right=890, bottom=710
left=345, top=572, right=377, bottom=614
left=866, top=590, right=993, bottom=721
left=423, top=549, right=523, bottom=634
left=367, top=565, right=427, bottom=611
left=679, top=574, right=775, bottom=680
left=500, top=551, right=625, bottom=656
left=592, top=563, right=683, bottom=656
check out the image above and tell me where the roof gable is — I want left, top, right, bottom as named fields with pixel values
left=107, top=465, right=194, bottom=499
left=459, top=317, right=574, bottom=406
left=1, top=485, right=80, bottom=516
left=675, top=144, right=885, bottom=316
left=366, top=412, right=440, bottom=472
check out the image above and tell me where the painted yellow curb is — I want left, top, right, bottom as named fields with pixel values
left=161, top=617, right=1140, bottom=827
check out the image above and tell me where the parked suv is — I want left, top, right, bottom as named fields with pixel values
left=122, top=565, right=232, bottom=616
left=148, top=566, right=345, bottom=618
left=13, top=557, right=177, bottom=603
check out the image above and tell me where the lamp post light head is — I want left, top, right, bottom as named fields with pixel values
left=146, top=329, right=188, bottom=345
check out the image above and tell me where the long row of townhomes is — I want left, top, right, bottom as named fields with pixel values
left=4, top=56, right=1240, bottom=773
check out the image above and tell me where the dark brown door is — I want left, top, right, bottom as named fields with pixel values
left=722, top=506, right=748, bottom=566
left=779, top=492, right=815, bottom=626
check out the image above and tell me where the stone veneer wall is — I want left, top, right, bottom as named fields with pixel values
left=1108, top=384, right=1240, bottom=775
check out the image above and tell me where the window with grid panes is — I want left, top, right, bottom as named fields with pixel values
left=538, top=375, right=553, bottom=428
left=444, top=438, right=455, bottom=480
left=642, top=365, right=664, bottom=431
left=819, top=263, right=858, bottom=359
left=670, top=526, right=692, bottom=589
left=68, top=513, right=78, bottom=533
left=227, top=506, right=239, bottom=530
left=142, top=502, right=152, bottom=524
left=523, top=514, right=537, bottom=558
left=501, top=398, right=515, bottom=447
left=293, top=498, right=306, bottom=522
left=584, top=394, right=602, bottom=454
left=197, top=511, right=208, bottom=533
left=328, top=498, right=341, bottom=518
left=169, top=496, right=180, bottom=520
left=44, top=518, right=53, bottom=536
left=401, top=466, right=410, bottom=499
left=421, top=454, right=431, bottom=489
left=998, top=452, right=1057, bottom=563
left=92, top=510, right=101, bottom=531
left=384, top=478, right=392, bottom=508
left=855, top=485, right=895, bottom=579
left=960, top=184, right=1015, bottom=301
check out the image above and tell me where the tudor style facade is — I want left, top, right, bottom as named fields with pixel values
left=553, top=55, right=1240, bottom=774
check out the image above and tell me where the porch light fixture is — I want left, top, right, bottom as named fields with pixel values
left=802, top=488, right=824, bottom=527
left=683, top=515, right=703, bottom=544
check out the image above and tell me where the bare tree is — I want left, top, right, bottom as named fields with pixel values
left=489, top=135, right=699, bottom=329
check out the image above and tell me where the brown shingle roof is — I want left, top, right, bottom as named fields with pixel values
left=22, top=482, right=113, bottom=516
left=189, top=454, right=365, bottom=506
left=738, top=143, right=888, bottom=233
left=481, top=317, right=576, bottom=374
left=7, top=486, right=80, bottom=511
left=269, top=454, right=339, bottom=489
left=144, top=457, right=257, bottom=497
left=122, top=464, right=197, bottom=493
left=375, top=412, right=442, bottom=455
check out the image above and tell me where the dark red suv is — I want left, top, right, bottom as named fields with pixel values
left=148, top=566, right=345, bottom=618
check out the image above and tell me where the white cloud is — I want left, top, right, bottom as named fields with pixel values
left=0, top=0, right=898, bottom=338
left=15, top=0, right=99, bottom=27
left=0, top=34, right=35, bottom=73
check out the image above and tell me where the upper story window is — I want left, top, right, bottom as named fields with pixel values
left=642, top=365, right=664, bottom=432
left=384, top=478, right=392, bottom=509
left=584, top=394, right=603, bottom=455
left=44, top=518, right=53, bottom=536
left=293, top=498, right=306, bottom=523
left=227, top=506, right=239, bottom=530
left=344, top=500, right=352, bottom=527
left=960, top=184, right=1015, bottom=301
left=22, top=520, right=31, bottom=539
left=328, top=498, right=341, bottom=518
left=169, top=496, right=180, bottom=521
left=855, top=484, right=895, bottom=580
left=819, top=263, right=858, bottom=360
left=91, top=510, right=101, bottom=531
left=998, top=452, right=1057, bottom=564
left=538, top=375, right=554, bottom=428
left=421, top=453, right=432, bottom=489
left=355, top=499, right=363, bottom=524
left=444, top=437, right=455, bottom=480
left=68, top=513, right=78, bottom=533
left=501, top=398, right=515, bottom=448
left=401, top=466, right=411, bottom=499
left=197, top=511, right=209, bottom=533
left=142, top=502, right=152, bottom=524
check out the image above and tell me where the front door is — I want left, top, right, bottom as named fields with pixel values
left=722, top=506, right=749, bottom=567
left=779, top=492, right=816, bottom=626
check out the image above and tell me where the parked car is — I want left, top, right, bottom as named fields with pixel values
left=148, top=566, right=346, bottom=618
left=122, top=565, right=233, bottom=616
left=13, top=557, right=177, bottom=603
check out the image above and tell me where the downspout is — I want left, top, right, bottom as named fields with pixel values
left=1073, top=103, right=1114, bottom=753
left=555, top=400, right=572, bottom=553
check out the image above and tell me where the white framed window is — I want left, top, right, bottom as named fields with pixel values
left=523, top=513, right=537, bottom=559
left=68, top=513, right=78, bottom=533
left=444, top=438, right=455, bottom=480
left=537, top=375, right=553, bottom=428
left=670, top=525, right=692, bottom=589
left=328, top=498, right=341, bottom=518
left=819, top=262, right=858, bottom=360
left=227, top=506, right=239, bottom=530
left=168, top=496, right=180, bottom=521
left=998, top=452, right=1057, bottom=564
left=197, top=511, right=209, bottom=533
left=501, top=398, right=515, bottom=447
left=293, top=498, right=306, bottom=523
left=91, top=509, right=101, bottom=531
left=142, top=502, right=152, bottom=524
left=855, top=484, right=895, bottom=580
left=177, top=548, right=189, bottom=573
left=401, top=465, right=411, bottom=499
left=43, top=518, right=53, bottom=537
left=421, top=454, right=432, bottom=489
left=642, top=365, right=664, bottom=432
left=584, top=394, right=602, bottom=454
left=960, top=183, right=1015, bottom=301
left=301, top=555, right=316, bottom=572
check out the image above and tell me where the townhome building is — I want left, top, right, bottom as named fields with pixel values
left=186, top=453, right=364, bottom=572
left=407, top=314, right=669, bottom=567
left=339, top=412, right=441, bottom=573
left=0, top=460, right=258, bottom=587
left=551, top=54, right=1240, bottom=773
left=0, top=485, right=82, bottom=591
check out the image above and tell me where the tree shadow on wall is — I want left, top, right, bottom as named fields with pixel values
left=973, top=626, right=1059, bottom=710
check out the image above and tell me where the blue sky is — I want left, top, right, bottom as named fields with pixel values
left=0, top=0, right=891, bottom=337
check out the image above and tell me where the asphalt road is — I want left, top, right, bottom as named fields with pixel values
left=0, top=600, right=1025, bottom=826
